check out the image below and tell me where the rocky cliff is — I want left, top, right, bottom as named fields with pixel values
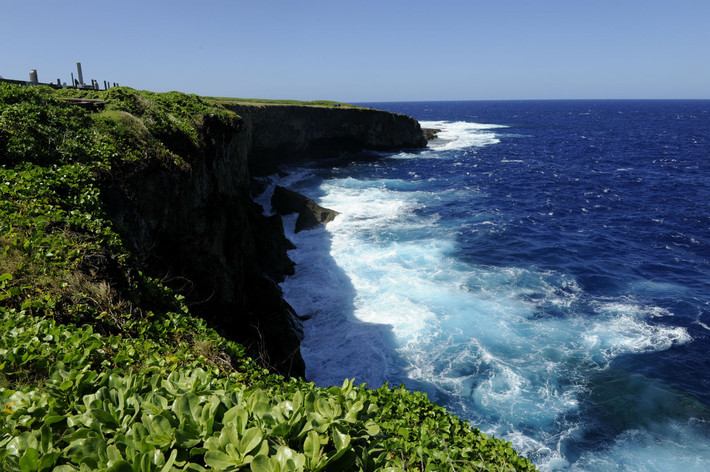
left=100, top=104, right=426, bottom=378
left=225, top=104, right=427, bottom=175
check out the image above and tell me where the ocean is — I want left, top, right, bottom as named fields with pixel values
left=258, top=100, right=710, bottom=471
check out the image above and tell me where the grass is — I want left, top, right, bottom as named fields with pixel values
left=206, top=96, right=362, bottom=108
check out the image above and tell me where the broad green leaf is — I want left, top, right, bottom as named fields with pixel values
left=239, top=427, right=263, bottom=455
left=219, top=424, right=240, bottom=449
left=272, top=421, right=291, bottom=437
left=106, top=444, right=123, bottom=464
left=204, top=450, right=236, bottom=470
left=225, top=443, right=240, bottom=460
left=84, top=437, right=107, bottom=461
left=303, top=430, right=321, bottom=465
left=43, top=414, right=66, bottom=425
left=365, top=420, right=380, bottom=436
left=290, top=391, right=303, bottom=410
left=91, top=408, right=119, bottom=429
left=246, top=389, right=269, bottom=411
left=223, top=406, right=248, bottom=434
left=174, top=392, right=202, bottom=420
left=175, top=428, right=201, bottom=448
left=251, top=401, right=271, bottom=418
left=145, top=433, right=172, bottom=448
left=203, top=435, right=221, bottom=451
left=19, top=448, right=39, bottom=472
left=52, top=466, right=80, bottom=472
left=250, top=454, right=278, bottom=472
left=148, top=448, right=166, bottom=467
left=314, top=398, right=334, bottom=419
left=274, top=445, right=297, bottom=467
left=149, top=414, right=174, bottom=436
left=345, top=400, right=364, bottom=422
left=38, top=451, right=61, bottom=471
left=39, top=424, right=52, bottom=453
left=332, top=429, right=350, bottom=451
left=304, top=392, right=316, bottom=413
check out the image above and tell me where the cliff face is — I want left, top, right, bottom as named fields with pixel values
left=226, top=104, right=427, bottom=175
left=100, top=105, right=426, bottom=378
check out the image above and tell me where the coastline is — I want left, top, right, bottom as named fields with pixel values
left=0, top=84, right=540, bottom=471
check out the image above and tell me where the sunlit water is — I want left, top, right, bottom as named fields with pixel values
left=258, top=100, right=710, bottom=471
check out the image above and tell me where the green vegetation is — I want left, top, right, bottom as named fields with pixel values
left=0, top=83, right=537, bottom=471
left=206, top=97, right=360, bottom=109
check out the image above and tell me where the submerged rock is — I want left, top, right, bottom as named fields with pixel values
left=271, top=185, right=340, bottom=232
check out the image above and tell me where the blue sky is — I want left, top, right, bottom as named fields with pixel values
left=1, top=0, right=708, bottom=102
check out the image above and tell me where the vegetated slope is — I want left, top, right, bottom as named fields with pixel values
left=0, top=83, right=537, bottom=471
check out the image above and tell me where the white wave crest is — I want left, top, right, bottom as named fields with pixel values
left=421, top=120, right=507, bottom=150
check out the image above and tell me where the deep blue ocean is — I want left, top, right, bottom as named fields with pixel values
left=258, top=100, right=710, bottom=471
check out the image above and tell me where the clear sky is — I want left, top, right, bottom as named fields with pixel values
left=1, top=0, right=708, bottom=102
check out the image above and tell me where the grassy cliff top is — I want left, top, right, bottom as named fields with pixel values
left=0, top=83, right=536, bottom=471
left=206, top=96, right=361, bottom=108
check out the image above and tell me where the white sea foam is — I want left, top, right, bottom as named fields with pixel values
left=280, top=172, right=691, bottom=437
left=420, top=120, right=506, bottom=150
left=569, top=420, right=710, bottom=472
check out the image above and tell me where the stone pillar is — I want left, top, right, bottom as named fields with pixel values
left=29, top=69, right=38, bottom=83
left=76, top=62, right=84, bottom=86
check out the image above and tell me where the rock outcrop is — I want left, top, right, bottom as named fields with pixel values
left=100, top=105, right=426, bottom=378
left=422, top=128, right=440, bottom=141
left=271, top=186, right=340, bottom=233
left=225, top=104, right=427, bottom=175
left=99, top=114, right=303, bottom=377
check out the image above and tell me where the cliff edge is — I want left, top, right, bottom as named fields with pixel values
left=225, top=103, right=427, bottom=175
left=98, top=98, right=427, bottom=378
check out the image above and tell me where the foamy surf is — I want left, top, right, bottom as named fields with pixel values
left=275, top=170, right=696, bottom=470
left=421, top=120, right=506, bottom=150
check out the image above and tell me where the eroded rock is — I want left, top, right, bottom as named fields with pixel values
left=271, top=185, right=340, bottom=232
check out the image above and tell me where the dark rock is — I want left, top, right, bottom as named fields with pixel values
left=253, top=213, right=296, bottom=280
left=98, top=114, right=305, bottom=378
left=225, top=104, right=428, bottom=175
left=271, top=186, right=340, bottom=232
left=422, top=128, right=440, bottom=141
left=271, top=185, right=309, bottom=214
